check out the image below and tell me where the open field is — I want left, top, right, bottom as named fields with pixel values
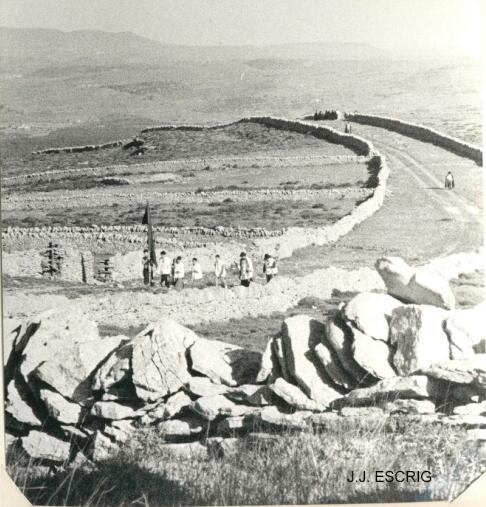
left=2, top=196, right=363, bottom=229
left=2, top=121, right=356, bottom=178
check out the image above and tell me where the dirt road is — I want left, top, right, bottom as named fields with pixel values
left=281, top=122, right=483, bottom=275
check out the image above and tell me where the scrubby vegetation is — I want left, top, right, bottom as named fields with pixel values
left=4, top=197, right=359, bottom=229
left=7, top=418, right=483, bottom=506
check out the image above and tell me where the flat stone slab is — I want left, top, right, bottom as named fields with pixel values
left=334, top=375, right=440, bottom=408
left=91, top=401, right=138, bottom=420
left=157, top=417, right=205, bottom=439
left=269, top=377, right=326, bottom=411
left=419, top=355, right=486, bottom=391
left=21, top=431, right=71, bottom=463
left=39, top=388, right=82, bottom=424
left=192, top=395, right=260, bottom=421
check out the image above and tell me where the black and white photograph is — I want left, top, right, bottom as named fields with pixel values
left=1, top=0, right=485, bottom=505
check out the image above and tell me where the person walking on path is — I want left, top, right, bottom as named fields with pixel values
left=214, top=254, right=227, bottom=288
left=445, top=171, right=455, bottom=190
left=157, top=250, right=172, bottom=288
left=263, top=253, right=278, bottom=283
left=191, top=257, right=203, bottom=287
left=173, top=256, right=185, bottom=290
left=239, top=252, right=252, bottom=287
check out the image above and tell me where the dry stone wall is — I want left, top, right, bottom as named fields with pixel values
left=4, top=154, right=365, bottom=184
left=32, top=139, right=129, bottom=155
left=2, top=117, right=388, bottom=282
left=4, top=256, right=486, bottom=466
left=344, top=113, right=483, bottom=165
left=3, top=187, right=370, bottom=212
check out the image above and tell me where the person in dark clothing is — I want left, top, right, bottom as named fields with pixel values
left=239, top=252, right=251, bottom=287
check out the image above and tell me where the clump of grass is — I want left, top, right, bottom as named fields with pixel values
left=7, top=417, right=483, bottom=506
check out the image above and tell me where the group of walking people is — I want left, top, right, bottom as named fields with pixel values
left=142, top=249, right=278, bottom=289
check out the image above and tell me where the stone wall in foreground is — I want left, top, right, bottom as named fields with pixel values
left=344, top=113, right=483, bottom=165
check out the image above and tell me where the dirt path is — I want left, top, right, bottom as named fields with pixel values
left=280, top=123, right=483, bottom=275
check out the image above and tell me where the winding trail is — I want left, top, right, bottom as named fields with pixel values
left=282, top=122, right=483, bottom=274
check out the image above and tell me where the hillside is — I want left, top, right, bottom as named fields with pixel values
left=0, top=27, right=481, bottom=155
left=0, top=27, right=389, bottom=70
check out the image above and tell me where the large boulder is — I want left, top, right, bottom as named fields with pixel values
left=445, top=303, right=486, bottom=358
left=351, top=325, right=396, bottom=380
left=189, top=338, right=261, bottom=387
left=18, top=309, right=124, bottom=403
left=39, top=388, right=82, bottom=424
left=281, top=316, right=342, bottom=406
left=131, top=320, right=198, bottom=402
left=342, top=292, right=402, bottom=342
left=390, top=305, right=450, bottom=375
left=269, top=377, right=326, bottom=411
left=334, top=375, right=440, bottom=408
left=375, top=257, right=455, bottom=309
left=21, top=431, right=71, bottom=463
left=324, top=315, right=370, bottom=386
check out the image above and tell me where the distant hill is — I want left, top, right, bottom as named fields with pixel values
left=0, top=27, right=390, bottom=70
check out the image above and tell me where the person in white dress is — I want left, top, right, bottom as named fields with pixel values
left=173, top=256, right=185, bottom=290
left=191, top=257, right=203, bottom=287
left=214, top=254, right=227, bottom=288
left=157, top=250, right=172, bottom=288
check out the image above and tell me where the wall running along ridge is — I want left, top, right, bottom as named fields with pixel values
left=32, top=139, right=130, bottom=155
left=3, top=117, right=388, bottom=281
left=345, top=112, right=483, bottom=166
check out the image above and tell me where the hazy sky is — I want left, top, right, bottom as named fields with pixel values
left=0, top=0, right=483, bottom=56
